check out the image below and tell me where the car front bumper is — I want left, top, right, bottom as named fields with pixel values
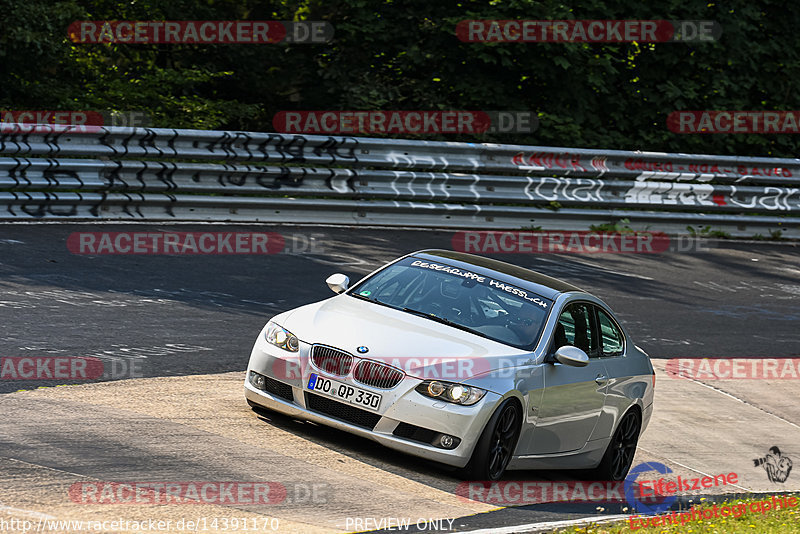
left=244, top=333, right=501, bottom=468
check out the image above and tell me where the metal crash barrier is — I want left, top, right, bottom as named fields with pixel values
left=1, top=123, right=799, bottom=237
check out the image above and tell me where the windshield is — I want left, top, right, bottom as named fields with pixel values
left=348, top=256, right=552, bottom=349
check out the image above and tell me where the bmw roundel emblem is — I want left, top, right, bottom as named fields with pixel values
left=357, top=346, right=369, bottom=354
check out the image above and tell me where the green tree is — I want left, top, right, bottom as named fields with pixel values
left=1, top=0, right=798, bottom=157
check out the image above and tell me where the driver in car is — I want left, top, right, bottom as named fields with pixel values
left=509, top=304, right=546, bottom=346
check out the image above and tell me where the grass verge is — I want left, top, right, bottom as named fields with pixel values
left=555, top=494, right=800, bottom=533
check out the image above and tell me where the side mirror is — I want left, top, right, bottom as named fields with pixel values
left=326, top=273, right=350, bottom=294
left=554, top=346, right=589, bottom=367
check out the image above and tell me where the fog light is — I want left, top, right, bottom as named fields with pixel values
left=250, top=371, right=266, bottom=390
left=432, top=433, right=460, bottom=449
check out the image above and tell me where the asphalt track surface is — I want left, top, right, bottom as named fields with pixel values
left=1, top=224, right=799, bottom=533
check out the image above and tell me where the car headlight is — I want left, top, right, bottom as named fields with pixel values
left=415, top=380, right=486, bottom=406
left=264, top=321, right=299, bottom=352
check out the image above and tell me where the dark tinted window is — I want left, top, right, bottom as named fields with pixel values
left=349, top=256, right=552, bottom=349
left=597, top=308, right=624, bottom=356
left=554, top=303, right=596, bottom=356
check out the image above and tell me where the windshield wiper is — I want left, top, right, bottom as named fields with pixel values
left=401, top=307, right=481, bottom=336
left=348, top=292, right=386, bottom=306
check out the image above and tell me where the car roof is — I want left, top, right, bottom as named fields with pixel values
left=411, top=249, right=584, bottom=300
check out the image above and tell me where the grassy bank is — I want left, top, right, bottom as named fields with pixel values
left=556, top=494, right=800, bottom=533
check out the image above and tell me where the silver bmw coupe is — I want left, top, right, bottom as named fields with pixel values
left=245, top=250, right=654, bottom=480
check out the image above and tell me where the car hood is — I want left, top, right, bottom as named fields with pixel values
left=278, top=294, right=528, bottom=380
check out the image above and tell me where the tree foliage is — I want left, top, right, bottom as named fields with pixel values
left=1, top=0, right=798, bottom=156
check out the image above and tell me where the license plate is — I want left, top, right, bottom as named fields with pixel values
left=307, top=373, right=382, bottom=412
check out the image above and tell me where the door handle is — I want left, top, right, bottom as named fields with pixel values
left=595, top=374, right=608, bottom=385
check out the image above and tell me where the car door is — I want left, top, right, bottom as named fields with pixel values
left=529, top=301, right=609, bottom=454
left=587, top=305, right=637, bottom=441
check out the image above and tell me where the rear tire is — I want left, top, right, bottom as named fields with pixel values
left=591, top=410, right=641, bottom=481
left=460, top=398, right=522, bottom=480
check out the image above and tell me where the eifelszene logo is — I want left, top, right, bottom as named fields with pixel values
left=625, top=462, right=739, bottom=515
left=624, top=462, right=677, bottom=514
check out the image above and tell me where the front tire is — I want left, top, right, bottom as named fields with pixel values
left=592, top=410, right=641, bottom=481
left=461, top=398, right=522, bottom=480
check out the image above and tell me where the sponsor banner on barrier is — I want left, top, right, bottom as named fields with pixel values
left=456, top=20, right=721, bottom=43
left=510, top=150, right=796, bottom=179
left=452, top=231, right=672, bottom=254
left=668, top=111, right=800, bottom=134
left=68, top=21, right=333, bottom=44
left=273, top=111, right=537, bottom=135
left=66, top=232, right=324, bottom=255
left=666, top=358, right=800, bottom=379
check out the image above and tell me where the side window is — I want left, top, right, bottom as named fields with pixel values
left=554, top=303, right=596, bottom=356
left=597, top=309, right=624, bottom=356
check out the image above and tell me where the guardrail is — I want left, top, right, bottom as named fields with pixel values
left=1, top=123, right=799, bottom=237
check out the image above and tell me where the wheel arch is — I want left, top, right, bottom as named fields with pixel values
left=623, top=402, right=643, bottom=428
left=469, top=391, right=526, bottom=455
left=459, top=392, right=526, bottom=480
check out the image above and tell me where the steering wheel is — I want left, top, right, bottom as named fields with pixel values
left=502, top=313, right=519, bottom=328
left=448, top=307, right=479, bottom=326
